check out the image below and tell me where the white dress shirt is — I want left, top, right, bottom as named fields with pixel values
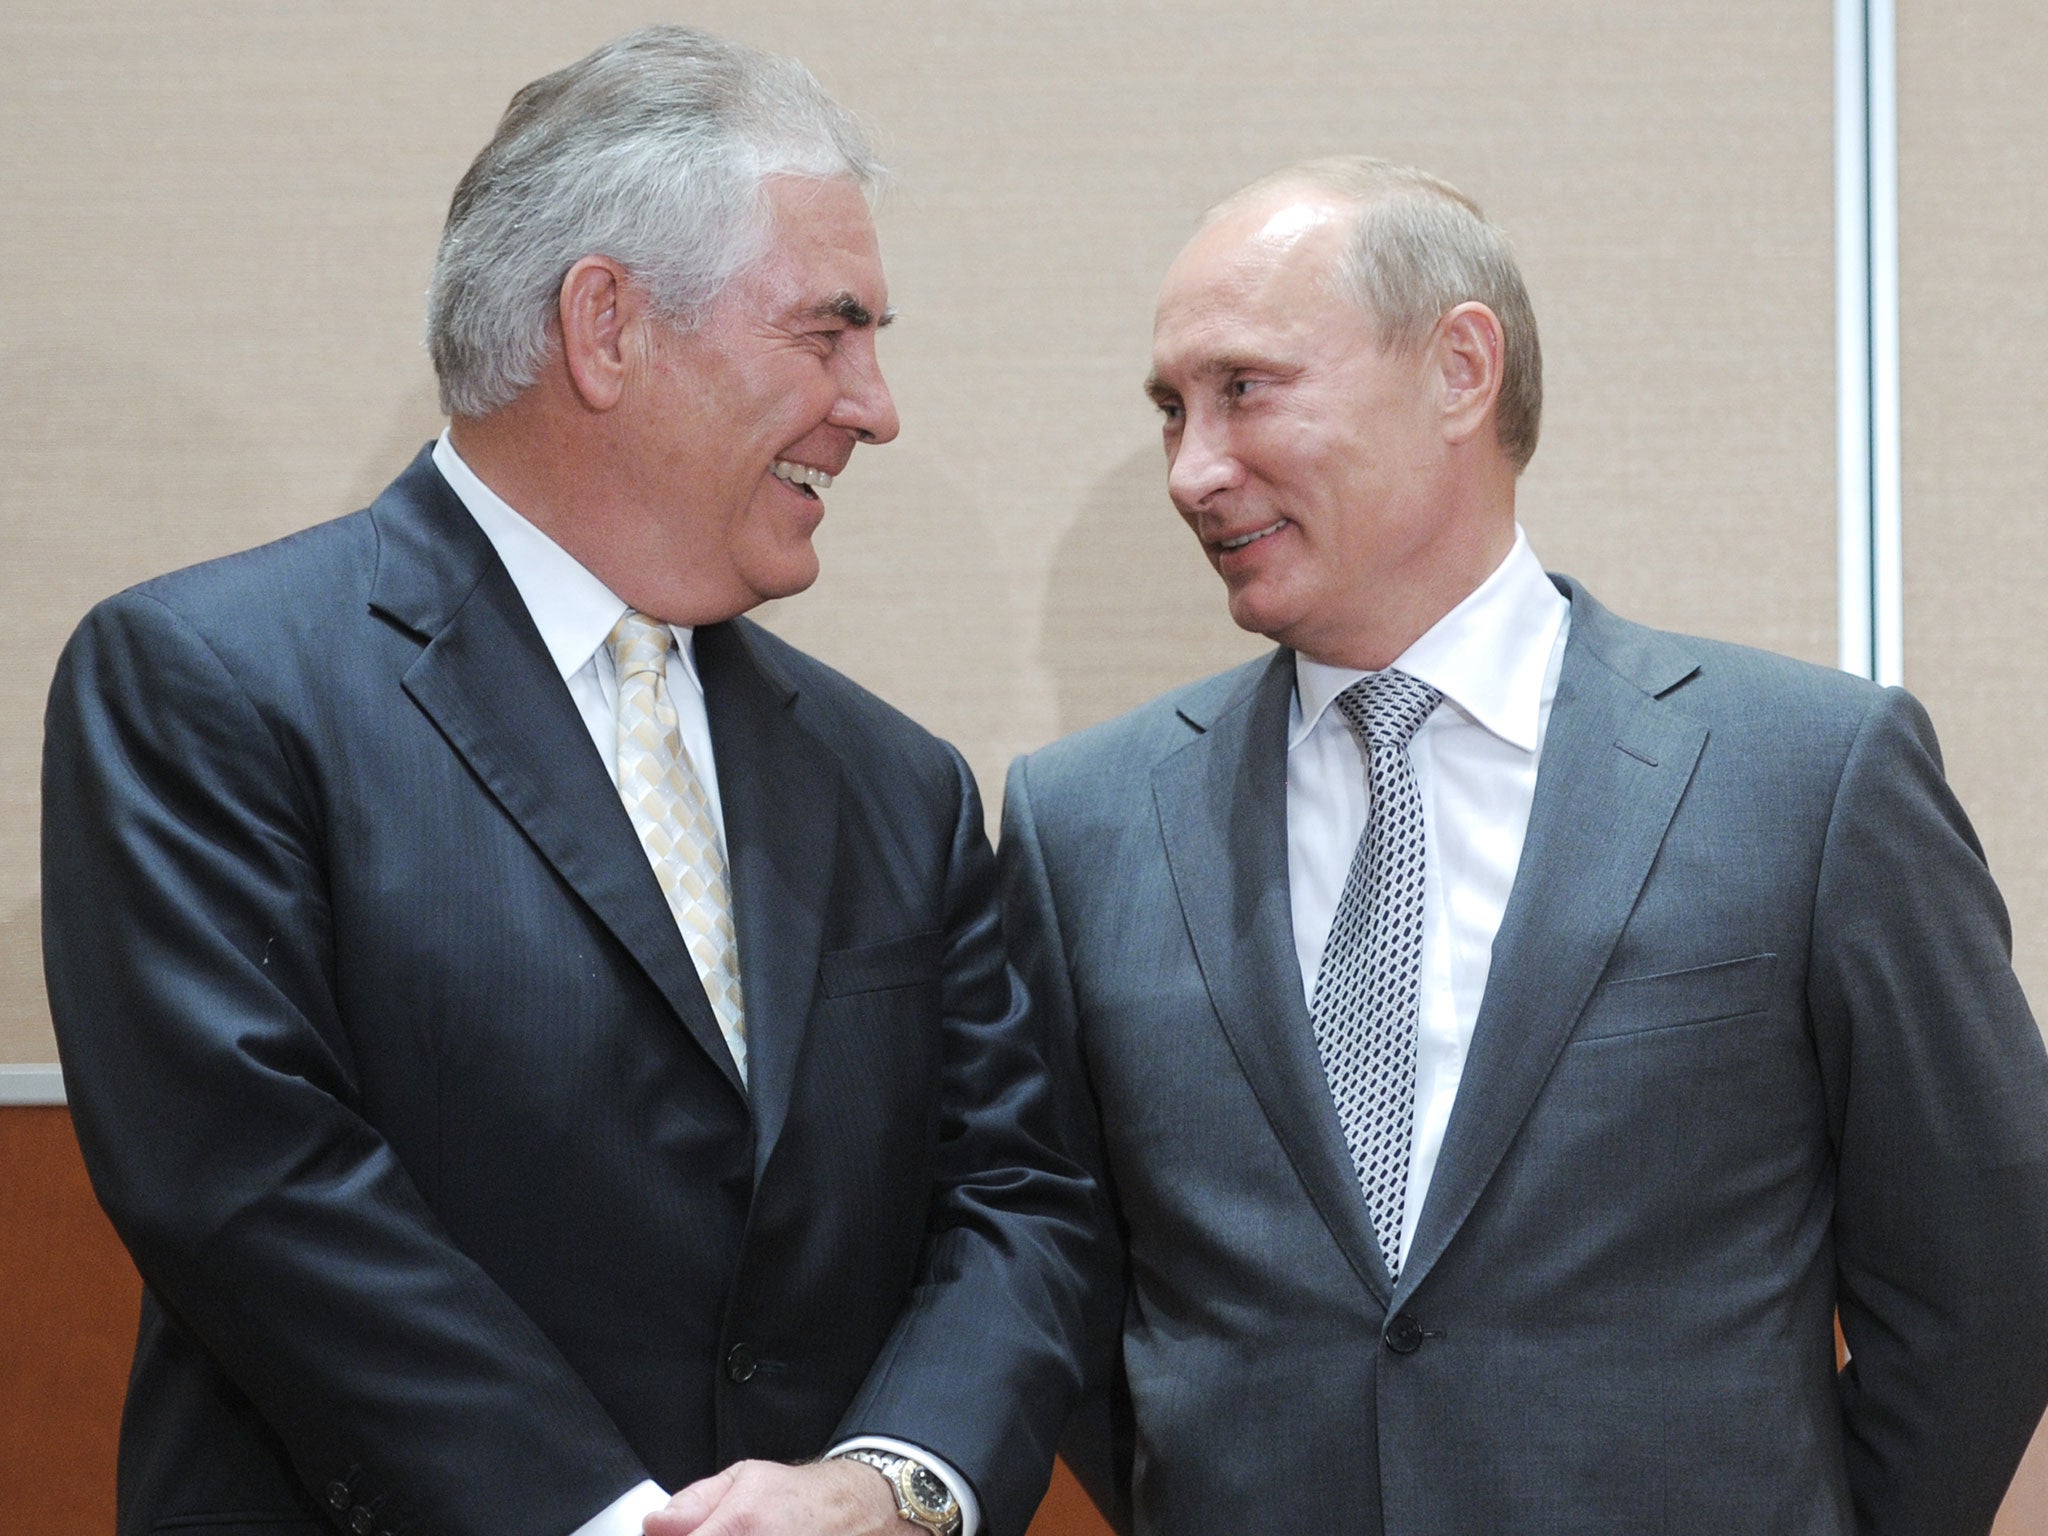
left=432, top=434, right=980, bottom=1536
left=1288, top=527, right=1569, bottom=1272
left=433, top=433, right=726, bottom=831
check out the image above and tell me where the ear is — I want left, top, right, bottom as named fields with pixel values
left=1433, top=301, right=1505, bottom=449
left=557, top=255, right=638, bottom=412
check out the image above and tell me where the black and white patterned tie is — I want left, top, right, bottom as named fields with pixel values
left=1311, top=668, right=1441, bottom=1283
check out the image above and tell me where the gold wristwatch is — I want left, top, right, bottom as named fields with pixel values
left=834, top=1447, right=963, bottom=1536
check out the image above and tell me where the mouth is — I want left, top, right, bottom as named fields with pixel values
left=771, top=459, right=835, bottom=501
left=1216, top=518, right=1289, bottom=552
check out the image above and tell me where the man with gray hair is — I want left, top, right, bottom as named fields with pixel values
left=43, top=28, right=1096, bottom=1536
left=1001, top=156, right=2048, bottom=1532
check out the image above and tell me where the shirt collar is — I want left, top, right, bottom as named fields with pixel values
left=1291, top=526, right=1566, bottom=752
left=432, top=430, right=702, bottom=693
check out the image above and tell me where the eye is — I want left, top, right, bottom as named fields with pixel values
left=1226, top=376, right=1262, bottom=402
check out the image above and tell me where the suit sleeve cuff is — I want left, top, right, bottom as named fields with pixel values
left=568, top=1479, right=670, bottom=1536
left=829, top=1436, right=982, bottom=1536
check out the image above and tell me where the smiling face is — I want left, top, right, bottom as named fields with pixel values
left=1148, top=193, right=1486, bottom=669
left=611, top=174, right=898, bottom=622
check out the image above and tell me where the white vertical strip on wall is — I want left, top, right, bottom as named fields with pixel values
left=1836, top=0, right=1875, bottom=679
left=1866, top=0, right=1904, bottom=686
left=1837, top=0, right=1904, bottom=684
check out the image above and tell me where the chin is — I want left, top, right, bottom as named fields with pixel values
left=746, top=549, right=822, bottom=607
left=1223, top=583, right=1298, bottom=643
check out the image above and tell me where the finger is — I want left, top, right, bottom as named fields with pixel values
left=643, top=1467, right=739, bottom=1536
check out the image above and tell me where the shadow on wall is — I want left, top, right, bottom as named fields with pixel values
left=753, top=445, right=1032, bottom=796
left=0, top=344, right=293, bottom=636
left=0, top=899, right=46, bottom=1061
left=1, top=344, right=294, bottom=1062
left=350, top=387, right=454, bottom=514
left=1039, top=446, right=1269, bottom=738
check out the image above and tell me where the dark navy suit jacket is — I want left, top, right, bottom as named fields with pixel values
left=42, top=449, right=1098, bottom=1536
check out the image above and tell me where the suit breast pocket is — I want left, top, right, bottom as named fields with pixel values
left=817, top=930, right=944, bottom=998
left=1572, top=951, right=1777, bottom=1044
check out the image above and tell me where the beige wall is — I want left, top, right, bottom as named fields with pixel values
left=1899, top=0, right=2048, bottom=1008
left=0, top=0, right=1843, bottom=1060
left=1897, top=5, right=2048, bottom=1529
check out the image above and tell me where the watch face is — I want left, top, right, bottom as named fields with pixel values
left=904, top=1464, right=953, bottom=1515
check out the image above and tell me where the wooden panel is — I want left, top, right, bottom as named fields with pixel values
left=0, top=1083, right=1117, bottom=1536
left=0, top=1106, right=139, bottom=1533
left=1026, top=1459, right=1112, bottom=1536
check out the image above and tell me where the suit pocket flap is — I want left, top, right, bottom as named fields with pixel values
left=1575, top=952, right=1777, bottom=1043
left=818, top=930, right=944, bottom=997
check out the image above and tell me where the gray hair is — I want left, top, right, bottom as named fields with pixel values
left=1212, top=157, right=1543, bottom=473
left=427, top=26, right=884, bottom=418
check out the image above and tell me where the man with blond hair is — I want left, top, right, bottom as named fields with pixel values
left=1002, top=157, right=2048, bottom=1533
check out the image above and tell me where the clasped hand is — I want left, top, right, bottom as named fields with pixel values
left=644, top=1457, right=903, bottom=1536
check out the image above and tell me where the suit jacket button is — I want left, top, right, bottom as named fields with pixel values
left=326, top=1482, right=353, bottom=1513
left=1384, top=1313, right=1426, bottom=1354
left=348, top=1508, right=377, bottom=1536
left=726, top=1343, right=757, bottom=1382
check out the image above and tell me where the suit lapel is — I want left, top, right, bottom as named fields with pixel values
left=696, top=619, right=841, bottom=1181
left=366, top=449, right=745, bottom=1102
left=1398, top=581, right=1705, bottom=1296
left=1154, top=650, right=1396, bottom=1302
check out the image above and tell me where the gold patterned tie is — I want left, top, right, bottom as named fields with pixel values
left=607, top=611, right=747, bottom=1085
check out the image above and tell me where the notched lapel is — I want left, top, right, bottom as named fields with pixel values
left=1154, top=650, right=1395, bottom=1301
left=371, top=457, right=745, bottom=1101
left=1400, top=590, right=1706, bottom=1296
left=696, top=620, right=841, bottom=1180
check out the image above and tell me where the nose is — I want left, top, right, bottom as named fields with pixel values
left=1165, top=411, right=1240, bottom=511
left=832, top=338, right=900, bottom=446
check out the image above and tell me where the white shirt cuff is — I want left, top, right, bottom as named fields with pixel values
left=830, top=1436, right=982, bottom=1536
left=569, top=1478, right=670, bottom=1536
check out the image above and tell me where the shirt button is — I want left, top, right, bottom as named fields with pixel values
left=1383, top=1313, right=1427, bottom=1354
left=726, top=1343, right=758, bottom=1382
left=326, top=1482, right=352, bottom=1513
left=349, top=1508, right=377, bottom=1536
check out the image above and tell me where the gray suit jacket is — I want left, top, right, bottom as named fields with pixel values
left=1000, top=577, right=2048, bottom=1536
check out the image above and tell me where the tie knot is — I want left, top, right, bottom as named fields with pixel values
left=608, top=610, right=672, bottom=683
left=1334, top=669, right=1440, bottom=748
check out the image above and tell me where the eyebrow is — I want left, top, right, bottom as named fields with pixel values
left=1143, top=352, right=1267, bottom=405
left=806, top=292, right=895, bottom=328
